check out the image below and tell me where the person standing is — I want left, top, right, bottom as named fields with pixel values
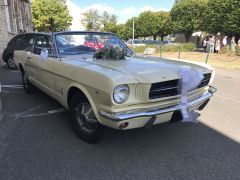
left=215, top=38, right=221, bottom=53
left=230, top=36, right=236, bottom=52
left=222, top=35, right=227, bottom=48
left=203, top=37, right=208, bottom=53
left=209, top=36, right=215, bottom=53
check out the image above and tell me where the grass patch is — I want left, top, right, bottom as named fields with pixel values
left=131, top=43, right=195, bottom=54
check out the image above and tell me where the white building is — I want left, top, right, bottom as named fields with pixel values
left=66, top=0, right=84, bottom=31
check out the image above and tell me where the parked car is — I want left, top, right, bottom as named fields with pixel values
left=127, top=39, right=146, bottom=47
left=2, top=33, right=51, bottom=69
left=145, top=40, right=162, bottom=45
left=145, top=40, right=175, bottom=45
left=14, top=31, right=216, bottom=143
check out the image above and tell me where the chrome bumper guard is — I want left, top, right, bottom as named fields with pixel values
left=100, top=86, right=217, bottom=121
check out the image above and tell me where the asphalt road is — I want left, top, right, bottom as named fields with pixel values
left=0, top=65, right=239, bottom=180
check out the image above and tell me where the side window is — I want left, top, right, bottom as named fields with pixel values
left=7, top=36, right=18, bottom=48
left=15, top=35, right=26, bottom=50
left=21, top=35, right=35, bottom=50
left=34, top=35, right=50, bottom=55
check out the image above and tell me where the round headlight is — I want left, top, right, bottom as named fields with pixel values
left=113, top=85, right=130, bottom=104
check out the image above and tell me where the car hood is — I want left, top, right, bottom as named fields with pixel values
left=64, top=54, right=211, bottom=83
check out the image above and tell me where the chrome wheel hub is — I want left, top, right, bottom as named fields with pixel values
left=8, top=58, right=16, bottom=68
left=75, top=102, right=98, bottom=134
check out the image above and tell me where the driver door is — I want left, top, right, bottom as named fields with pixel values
left=30, top=35, right=57, bottom=97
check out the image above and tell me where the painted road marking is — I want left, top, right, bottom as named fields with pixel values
left=13, top=106, right=43, bottom=120
left=1, top=85, right=23, bottom=88
left=14, top=108, right=66, bottom=120
left=0, top=91, right=24, bottom=94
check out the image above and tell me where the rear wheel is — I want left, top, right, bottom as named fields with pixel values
left=70, top=94, right=105, bottom=143
left=6, top=55, right=17, bottom=69
left=22, top=72, right=35, bottom=94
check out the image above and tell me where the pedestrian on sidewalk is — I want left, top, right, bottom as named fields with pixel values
left=215, top=38, right=221, bottom=53
left=230, top=36, right=236, bottom=52
left=222, top=35, right=227, bottom=48
left=203, top=37, right=208, bottom=53
left=209, top=36, right=215, bottom=53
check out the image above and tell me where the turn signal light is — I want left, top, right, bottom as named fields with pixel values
left=119, top=122, right=129, bottom=129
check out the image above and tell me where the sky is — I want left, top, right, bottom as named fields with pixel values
left=66, top=0, right=175, bottom=30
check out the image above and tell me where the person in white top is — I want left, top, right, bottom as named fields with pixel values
left=222, top=36, right=227, bottom=47
left=203, top=37, right=208, bottom=53
left=209, top=36, right=215, bottom=53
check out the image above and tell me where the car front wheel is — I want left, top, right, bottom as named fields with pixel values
left=70, top=94, right=105, bottom=143
left=22, top=73, right=35, bottom=93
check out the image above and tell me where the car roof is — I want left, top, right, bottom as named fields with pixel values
left=15, top=32, right=51, bottom=37
left=15, top=31, right=116, bottom=37
left=54, top=31, right=115, bottom=36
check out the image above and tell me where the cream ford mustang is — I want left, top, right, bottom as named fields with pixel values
left=14, top=31, right=216, bottom=143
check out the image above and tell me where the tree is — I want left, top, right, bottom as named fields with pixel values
left=81, top=9, right=101, bottom=31
left=155, top=11, right=172, bottom=41
left=101, top=11, right=117, bottom=33
left=170, top=0, right=207, bottom=42
left=125, top=17, right=141, bottom=39
left=116, top=24, right=128, bottom=40
left=137, top=11, right=158, bottom=39
left=203, top=0, right=240, bottom=39
left=31, top=0, right=72, bottom=32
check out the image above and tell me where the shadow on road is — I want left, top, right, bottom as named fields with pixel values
left=0, top=64, right=239, bottom=179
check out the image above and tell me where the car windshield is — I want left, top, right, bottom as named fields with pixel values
left=55, top=32, right=133, bottom=56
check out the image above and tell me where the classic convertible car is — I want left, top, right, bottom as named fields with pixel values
left=14, top=31, right=216, bottom=143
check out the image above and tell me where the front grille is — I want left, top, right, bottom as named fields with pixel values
left=149, top=79, right=179, bottom=99
left=197, top=73, right=211, bottom=89
left=149, top=73, right=211, bottom=100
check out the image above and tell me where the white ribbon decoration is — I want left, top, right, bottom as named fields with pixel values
left=178, top=66, right=204, bottom=122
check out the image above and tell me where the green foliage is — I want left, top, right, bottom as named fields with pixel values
left=124, top=17, right=140, bottom=39
left=94, top=47, right=125, bottom=60
left=137, top=11, right=159, bottom=38
left=81, top=10, right=117, bottom=32
left=101, top=11, right=117, bottom=33
left=203, top=0, right=240, bottom=36
left=116, top=24, right=128, bottom=40
left=131, top=43, right=195, bottom=54
left=31, top=0, right=72, bottom=32
left=155, top=11, right=172, bottom=40
left=132, top=11, right=171, bottom=40
left=170, top=0, right=207, bottom=42
left=81, top=9, right=101, bottom=31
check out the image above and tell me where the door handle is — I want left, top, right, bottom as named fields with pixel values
left=27, top=56, right=31, bottom=60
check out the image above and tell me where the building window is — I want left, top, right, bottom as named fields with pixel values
left=4, top=0, right=17, bottom=33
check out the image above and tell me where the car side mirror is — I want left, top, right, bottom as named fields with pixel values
left=40, top=48, right=49, bottom=60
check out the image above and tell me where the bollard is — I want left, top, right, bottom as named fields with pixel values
left=159, top=45, right=162, bottom=58
left=178, top=46, right=181, bottom=60
left=205, top=50, right=210, bottom=64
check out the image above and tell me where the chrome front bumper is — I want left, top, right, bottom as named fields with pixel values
left=100, top=86, right=217, bottom=121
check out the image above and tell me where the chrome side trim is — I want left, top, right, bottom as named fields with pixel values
left=100, top=86, right=217, bottom=121
left=150, top=86, right=178, bottom=92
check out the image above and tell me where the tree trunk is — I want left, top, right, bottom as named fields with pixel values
left=185, top=32, right=192, bottom=42
left=160, top=35, right=164, bottom=42
left=153, top=35, right=157, bottom=40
